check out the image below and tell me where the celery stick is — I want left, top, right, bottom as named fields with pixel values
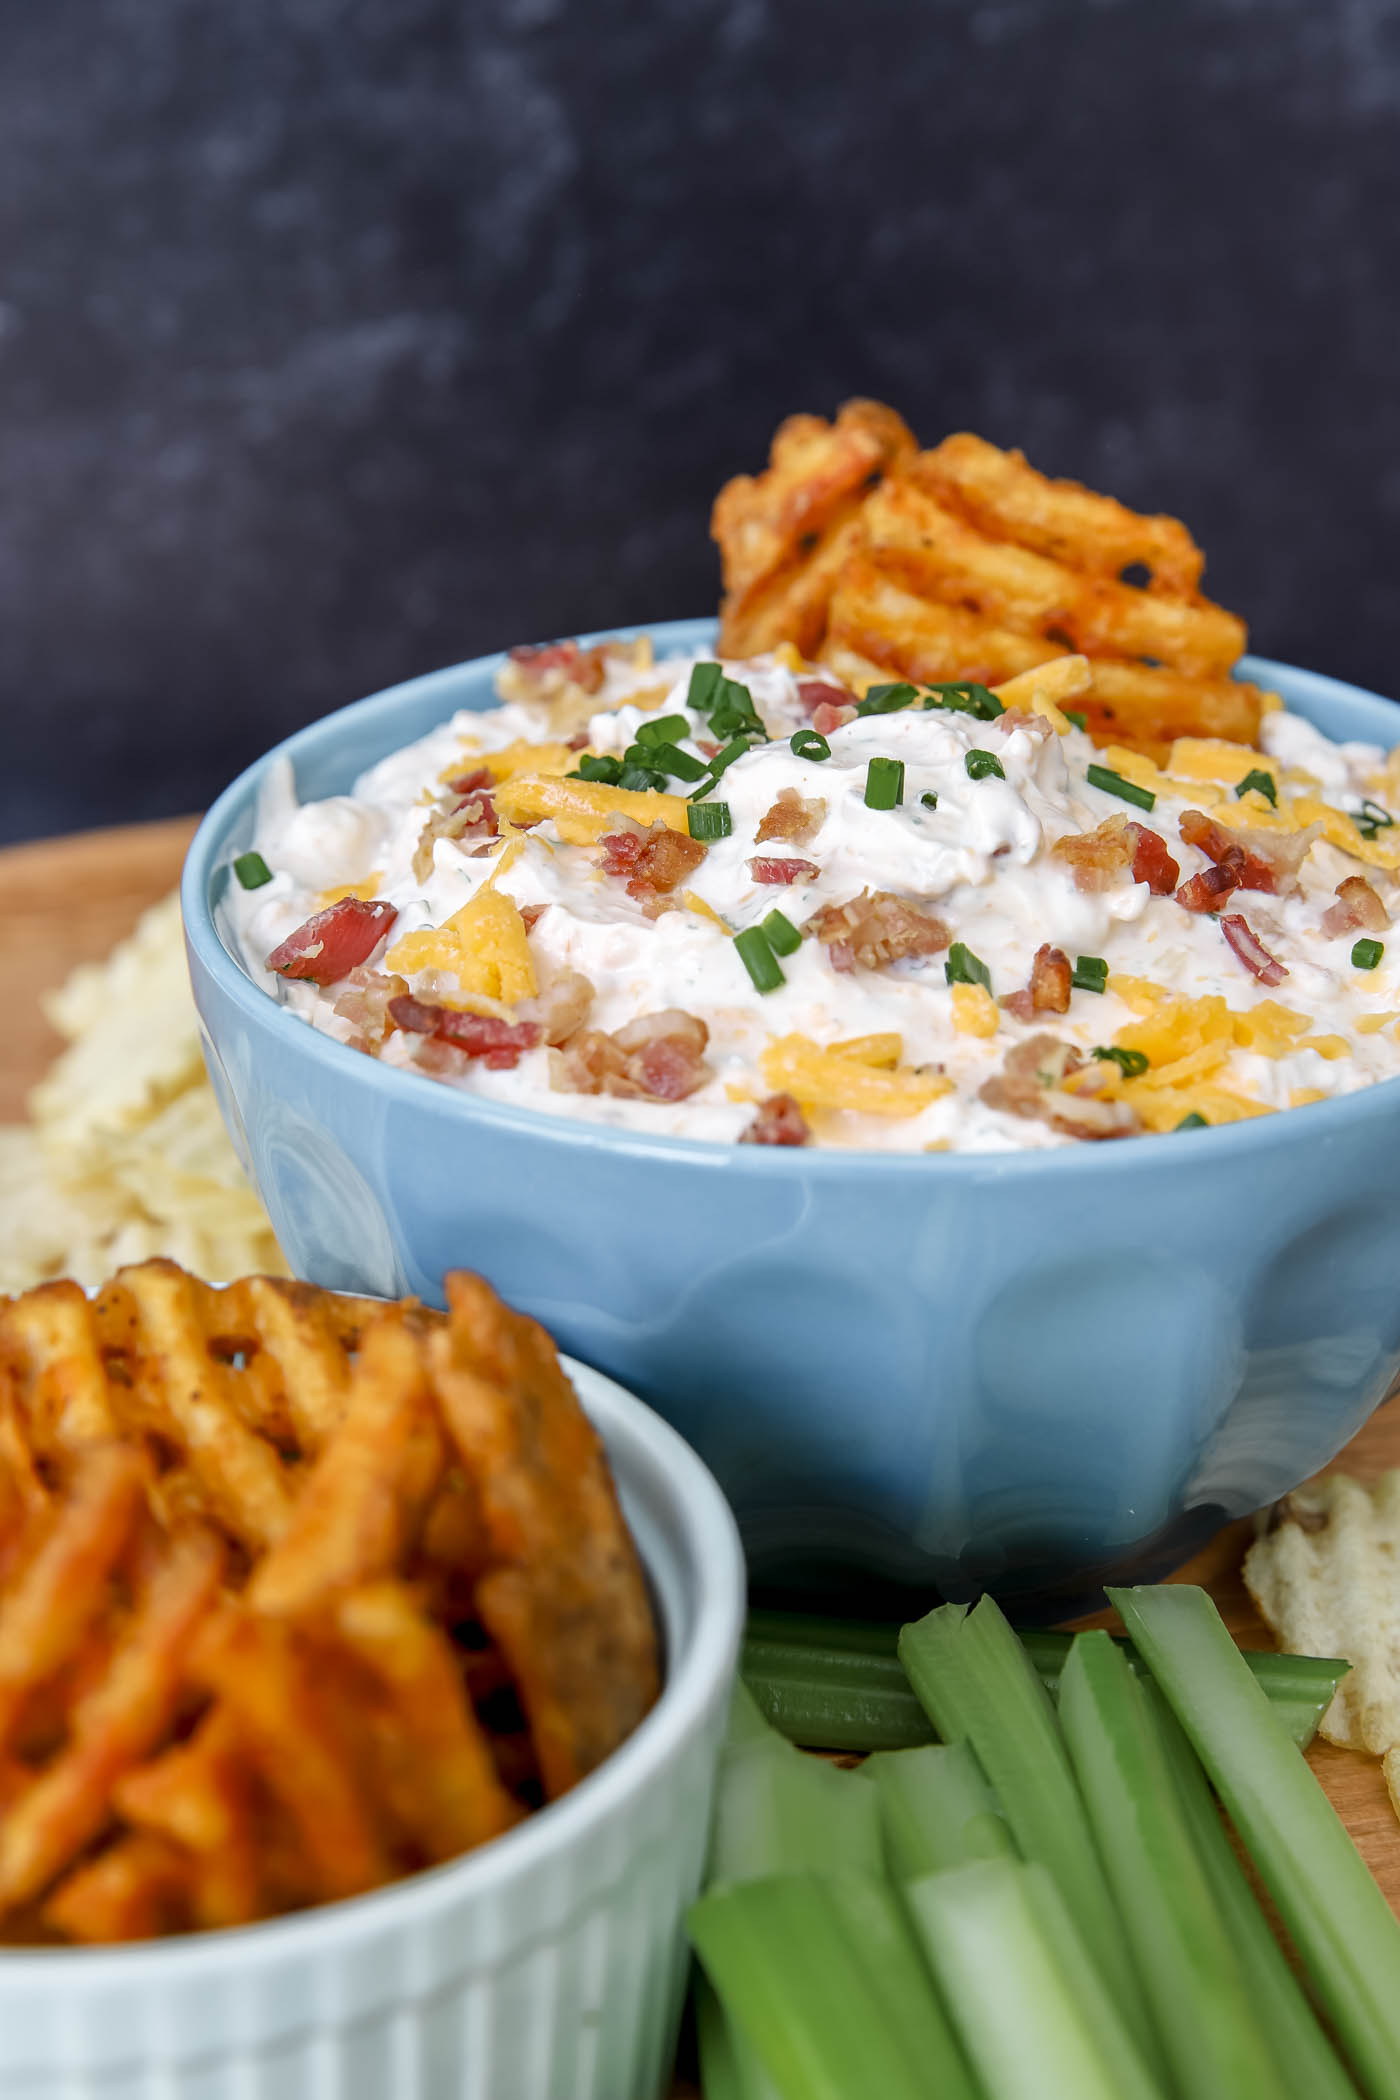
left=1111, top=1583, right=1400, bottom=2100
left=865, top=1741, right=1016, bottom=1881
left=695, top=1975, right=782, bottom=2100
left=1060, top=1630, right=1283, bottom=2097
left=898, top=1596, right=1157, bottom=2065
left=689, top=1870, right=979, bottom=2100
left=742, top=1609, right=1342, bottom=1751
left=906, top=1858, right=1168, bottom=2100
left=1143, top=1681, right=1359, bottom=2100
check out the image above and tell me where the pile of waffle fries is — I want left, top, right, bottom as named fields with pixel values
left=0, top=1261, right=658, bottom=1943
left=713, top=402, right=1265, bottom=755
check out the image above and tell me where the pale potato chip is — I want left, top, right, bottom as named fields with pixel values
left=1243, top=1471, right=1400, bottom=1754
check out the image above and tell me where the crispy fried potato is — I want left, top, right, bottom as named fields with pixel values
left=713, top=399, right=916, bottom=657
left=43, top=1832, right=193, bottom=1943
left=0, top=1280, right=118, bottom=1459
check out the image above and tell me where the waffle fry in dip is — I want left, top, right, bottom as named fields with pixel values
left=0, top=1262, right=659, bottom=1943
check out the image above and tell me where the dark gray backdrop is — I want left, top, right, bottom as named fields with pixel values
left=3, top=0, right=1398, bottom=844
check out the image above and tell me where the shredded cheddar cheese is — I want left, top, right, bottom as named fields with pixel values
left=493, top=775, right=691, bottom=844
left=385, top=887, right=537, bottom=1006
left=950, top=984, right=1000, bottom=1037
left=683, top=891, right=731, bottom=932
left=761, top=1035, right=952, bottom=1117
left=828, top=1033, right=904, bottom=1068
left=315, top=871, right=384, bottom=907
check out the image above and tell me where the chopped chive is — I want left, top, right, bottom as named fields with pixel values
left=1087, top=763, right=1155, bottom=812
left=1092, top=1045, right=1149, bottom=1078
left=688, top=735, right=755, bottom=798
left=946, top=943, right=991, bottom=992
left=1236, top=768, right=1278, bottom=807
left=735, top=925, right=785, bottom=993
left=688, top=801, right=733, bottom=841
left=865, top=757, right=905, bottom=809
left=856, top=682, right=920, bottom=717
left=1175, top=1111, right=1209, bottom=1130
left=233, top=850, right=273, bottom=890
left=762, top=909, right=802, bottom=956
left=634, top=713, right=691, bottom=746
left=1071, top=954, right=1108, bottom=993
left=641, top=740, right=707, bottom=783
left=790, top=728, right=831, bottom=761
left=617, top=761, right=670, bottom=793
left=1355, top=799, right=1395, bottom=841
left=923, top=681, right=1004, bottom=721
left=569, top=752, right=623, bottom=784
left=965, top=749, right=1005, bottom=782
left=710, top=677, right=767, bottom=742
left=687, top=661, right=724, bottom=712
left=920, top=790, right=938, bottom=809
left=1352, top=937, right=1384, bottom=970
left=1064, top=710, right=1088, bottom=731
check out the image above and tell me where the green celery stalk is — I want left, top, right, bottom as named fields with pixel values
left=695, top=1975, right=782, bottom=2100
left=742, top=1609, right=1343, bottom=1752
left=906, top=1857, right=1168, bottom=2100
left=865, top=1741, right=1016, bottom=1881
left=1059, top=1629, right=1284, bottom=2097
left=1143, top=1680, right=1359, bottom=2100
left=898, top=1596, right=1158, bottom=2066
left=1111, top=1583, right=1400, bottom=2100
left=689, top=1870, right=979, bottom=2100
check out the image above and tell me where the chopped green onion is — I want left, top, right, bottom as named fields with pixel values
left=856, top=682, right=919, bottom=717
left=638, top=740, right=707, bottom=782
left=864, top=756, right=905, bottom=809
left=1236, top=768, right=1279, bottom=807
left=1071, top=954, right=1108, bottom=993
left=1355, top=799, right=1395, bottom=841
left=616, top=761, right=670, bottom=793
left=867, top=1742, right=1016, bottom=1883
left=898, top=1597, right=1156, bottom=2062
left=1092, top=1045, right=1149, bottom=1077
left=1109, top=1582, right=1400, bottom=2100
left=687, top=660, right=724, bottom=712
left=710, top=677, right=768, bottom=742
left=946, top=943, right=991, bottom=992
left=790, top=728, right=831, bottom=761
left=920, top=790, right=938, bottom=809
left=1175, top=1110, right=1208, bottom=1130
left=736, top=925, right=785, bottom=993
left=923, top=680, right=1004, bottom=721
left=1060, top=1630, right=1282, bottom=2098
left=965, top=749, right=1005, bottom=782
left=1064, top=710, right=1088, bottom=731
left=634, top=713, right=691, bottom=746
left=1087, top=763, right=1156, bottom=812
left=569, top=752, right=623, bottom=784
left=762, top=909, right=801, bottom=956
left=1352, top=937, right=1384, bottom=970
left=906, top=1859, right=1165, bottom=2100
left=233, top=850, right=272, bottom=890
left=688, top=801, right=733, bottom=841
left=688, top=735, right=756, bottom=798
left=690, top=1871, right=979, bottom=2100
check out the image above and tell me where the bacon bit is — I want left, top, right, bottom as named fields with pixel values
left=412, top=779, right=498, bottom=881
left=755, top=787, right=827, bottom=845
left=796, top=679, right=853, bottom=716
left=1176, top=860, right=1244, bottom=914
left=518, top=968, right=595, bottom=1046
left=1221, top=914, right=1289, bottom=987
left=806, top=890, right=952, bottom=973
left=520, top=903, right=548, bottom=931
left=505, top=638, right=608, bottom=695
left=1178, top=809, right=1277, bottom=894
left=812, top=700, right=857, bottom=736
left=554, top=1010, right=710, bottom=1102
left=331, top=967, right=409, bottom=1054
left=387, top=994, right=542, bottom=1070
left=599, top=823, right=707, bottom=907
left=749, top=857, right=820, bottom=885
left=1322, top=875, right=1388, bottom=938
left=1126, top=823, right=1180, bottom=896
left=698, top=739, right=721, bottom=758
left=980, top=1034, right=1140, bottom=1141
left=266, top=899, right=398, bottom=985
left=739, top=1093, right=811, bottom=1146
left=997, top=707, right=1051, bottom=743
left=1051, top=815, right=1135, bottom=892
left=565, top=731, right=591, bottom=751
left=444, top=765, right=495, bottom=798
left=1003, top=943, right=1074, bottom=1017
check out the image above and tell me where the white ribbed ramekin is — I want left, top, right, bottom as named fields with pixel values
left=0, top=1358, right=745, bottom=2100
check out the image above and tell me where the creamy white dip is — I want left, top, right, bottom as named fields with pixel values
left=228, top=644, right=1400, bottom=1151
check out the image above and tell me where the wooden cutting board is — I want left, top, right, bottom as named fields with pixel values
left=6, top=818, right=1399, bottom=2056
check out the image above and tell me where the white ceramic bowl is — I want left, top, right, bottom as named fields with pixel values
left=0, top=1359, right=744, bottom=2100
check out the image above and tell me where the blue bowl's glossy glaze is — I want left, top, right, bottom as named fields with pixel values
left=184, top=625, right=1400, bottom=1607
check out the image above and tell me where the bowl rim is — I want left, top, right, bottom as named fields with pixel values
left=0, top=1354, right=745, bottom=1980
left=182, top=623, right=1400, bottom=1181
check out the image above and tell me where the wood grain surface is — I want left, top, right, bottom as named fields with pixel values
left=5, top=817, right=1399, bottom=2091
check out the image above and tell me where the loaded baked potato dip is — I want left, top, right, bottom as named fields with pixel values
left=227, top=416, right=1400, bottom=1152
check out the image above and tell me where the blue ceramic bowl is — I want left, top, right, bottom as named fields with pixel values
left=184, top=622, right=1400, bottom=1609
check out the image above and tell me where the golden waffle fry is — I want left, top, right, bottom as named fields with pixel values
left=0, top=1279, right=118, bottom=1459
left=43, top=1832, right=194, bottom=1944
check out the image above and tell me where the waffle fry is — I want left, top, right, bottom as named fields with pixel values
left=714, top=404, right=1269, bottom=754
left=0, top=1259, right=660, bottom=1943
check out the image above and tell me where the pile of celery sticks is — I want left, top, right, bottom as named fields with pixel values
left=688, top=1584, right=1400, bottom=2100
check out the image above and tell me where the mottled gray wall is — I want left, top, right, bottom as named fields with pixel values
left=2, top=0, right=1398, bottom=842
